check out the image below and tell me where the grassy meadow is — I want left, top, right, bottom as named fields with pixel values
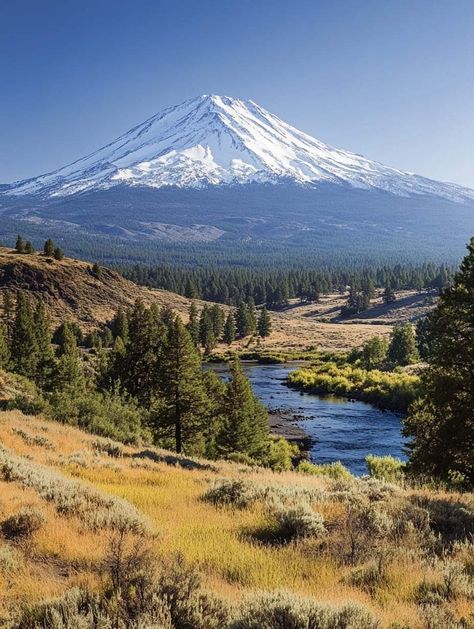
left=0, top=410, right=473, bottom=627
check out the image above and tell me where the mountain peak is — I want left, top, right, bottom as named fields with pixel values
left=3, top=95, right=473, bottom=203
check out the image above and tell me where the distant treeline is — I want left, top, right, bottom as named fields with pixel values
left=117, top=262, right=454, bottom=306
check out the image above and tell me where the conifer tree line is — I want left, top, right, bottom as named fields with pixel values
left=13, top=234, right=65, bottom=261
left=0, top=290, right=274, bottom=463
left=118, top=261, right=453, bottom=307
left=187, top=300, right=272, bottom=353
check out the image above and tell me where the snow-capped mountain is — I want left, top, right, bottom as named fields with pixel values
left=3, top=94, right=474, bottom=203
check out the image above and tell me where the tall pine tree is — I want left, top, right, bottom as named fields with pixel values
left=404, top=238, right=474, bottom=485
left=217, top=359, right=268, bottom=459
left=257, top=306, right=272, bottom=338
left=158, top=317, right=209, bottom=454
left=33, top=300, right=55, bottom=388
left=10, top=291, right=38, bottom=378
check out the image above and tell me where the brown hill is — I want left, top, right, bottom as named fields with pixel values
left=0, top=247, right=397, bottom=351
left=0, top=247, right=195, bottom=331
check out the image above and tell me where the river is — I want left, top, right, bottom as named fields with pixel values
left=210, top=362, right=406, bottom=476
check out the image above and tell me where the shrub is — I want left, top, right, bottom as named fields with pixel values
left=12, top=427, right=54, bottom=450
left=14, top=587, right=105, bottom=629
left=422, top=604, right=470, bottom=629
left=415, top=559, right=474, bottom=604
left=365, top=455, right=405, bottom=484
left=16, top=556, right=229, bottom=629
left=91, top=438, right=124, bottom=458
left=263, top=437, right=296, bottom=472
left=270, top=503, right=326, bottom=542
left=297, top=459, right=352, bottom=480
left=232, top=589, right=380, bottom=629
left=203, top=479, right=259, bottom=509
left=0, top=445, right=150, bottom=534
left=339, top=498, right=392, bottom=564
left=288, top=363, right=420, bottom=412
left=1, top=506, right=45, bottom=540
left=155, top=555, right=229, bottom=629
left=411, top=495, right=474, bottom=544
left=347, top=559, right=389, bottom=593
left=0, top=544, right=18, bottom=573
left=47, top=389, right=149, bottom=445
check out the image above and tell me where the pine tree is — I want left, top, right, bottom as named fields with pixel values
left=33, top=300, right=54, bottom=388
left=257, top=306, right=272, bottom=338
left=388, top=323, right=419, bottom=366
left=158, top=317, right=209, bottom=454
left=235, top=301, right=252, bottom=338
left=404, top=238, right=474, bottom=485
left=0, top=323, right=10, bottom=369
left=112, top=300, right=166, bottom=407
left=210, top=304, right=225, bottom=340
left=53, top=247, right=64, bottom=261
left=247, top=297, right=257, bottom=333
left=217, top=359, right=268, bottom=458
left=2, top=290, right=13, bottom=342
left=383, top=283, right=396, bottom=304
left=223, top=312, right=236, bottom=345
left=15, top=235, right=25, bottom=253
left=92, top=263, right=102, bottom=278
left=54, top=322, right=85, bottom=393
left=24, top=241, right=35, bottom=254
left=184, top=278, right=199, bottom=299
left=187, top=302, right=200, bottom=347
left=361, top=336, right=388, bottom=370
left=44, top=239, right=55, bottom=256
left=111, top=309, right=129, bottom=345
left=10, top=291, right=38, bottom=378
left=102, top=327, right=114, bottom=348
left=199, top=306, right=216, bottom=353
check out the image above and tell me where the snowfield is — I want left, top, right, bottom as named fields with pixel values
left=3, top=94, right=474, bottom=203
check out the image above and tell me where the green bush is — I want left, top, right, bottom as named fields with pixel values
left=263, top=437, right=297, bottom=472
left=297, top=459, right=352, bottom=480
left=288, top=362, right=420, bottom=412
left=47, top=389, right=149, bottom=445
left=365, top=455, right=405, bottom=484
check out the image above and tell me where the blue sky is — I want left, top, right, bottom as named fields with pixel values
left=1, top=0, right=473, bottom=187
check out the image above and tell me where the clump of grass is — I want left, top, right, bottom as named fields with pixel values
left=12, top=428, right=54, bottom=450
left=0, top=445, right=151, bottom=534
left=232, top=589, right=380, bottom=629
left=1, top=506, right=45, bottom=540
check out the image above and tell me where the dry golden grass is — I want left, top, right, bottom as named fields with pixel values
left=0, top=410, right=472, bottom=628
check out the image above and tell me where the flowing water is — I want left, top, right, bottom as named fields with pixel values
left=210, top=362, right=406, bottom=476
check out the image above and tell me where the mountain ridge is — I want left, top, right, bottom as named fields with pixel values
left=3, top=94, right=474, bottom=203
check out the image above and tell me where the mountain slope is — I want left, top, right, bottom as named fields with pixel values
left=3, top=94, right=474, bottom=203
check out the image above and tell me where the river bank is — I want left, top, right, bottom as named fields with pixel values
left=208, top=362, right=406, bottom=475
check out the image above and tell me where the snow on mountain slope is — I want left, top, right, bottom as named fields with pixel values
left=3, top=94, right=474, bottom=202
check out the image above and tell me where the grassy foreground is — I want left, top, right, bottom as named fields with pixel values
left=0, top=410, right=473, bottom=627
